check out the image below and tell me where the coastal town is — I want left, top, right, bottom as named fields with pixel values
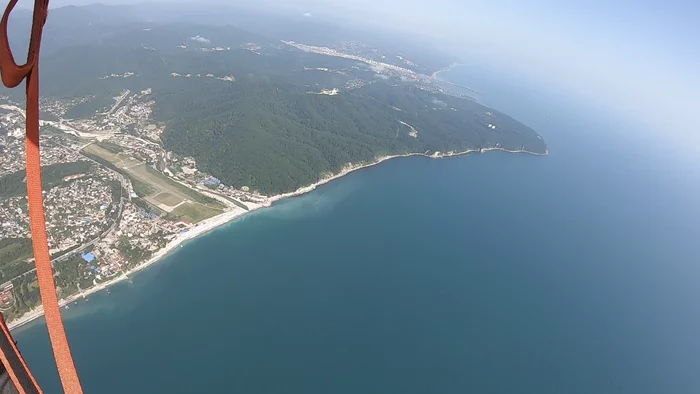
left=0, top=95, right=271, bottom=326
left=282, top=40, right=477, bottom=98
left=0, top=37, right=539, bottom=329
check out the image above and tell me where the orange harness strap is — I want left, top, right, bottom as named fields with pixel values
left=1, top=0, right=85, bottom=393
left=0, top=314, right=42, bottom=394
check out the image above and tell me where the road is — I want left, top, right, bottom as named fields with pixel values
left=104, top=90, right=131, bottom=116
left=7, top=194, right=124, bottom=283
left=7, top=143, right=128, bottom=284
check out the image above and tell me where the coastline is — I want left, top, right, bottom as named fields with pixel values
left=8, top=146, right=546, bottom=330
left=431, top=62, right=464, bottom=79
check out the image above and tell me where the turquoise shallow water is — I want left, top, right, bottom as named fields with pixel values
left=13, top=67, right=700, bottom=393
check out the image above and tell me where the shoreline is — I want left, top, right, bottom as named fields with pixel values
left=431, top=62, right=464, bottom=79
left=8, top=146, right=546, bottom=330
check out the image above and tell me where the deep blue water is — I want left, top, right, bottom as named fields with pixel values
left=13, top=66, right=700, bottom=393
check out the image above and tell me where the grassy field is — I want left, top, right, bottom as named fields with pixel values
left=132, top=176, right=157, bottom=197
left=96, top=141, right=124, bottom=154
left=83, top=144, right=140, bottom=168
left=167, top=203, right=222, bottom=223
left=82, top=143, right=223, bottom=222
left=154, top=192, right=182, bottom=207
left=0, top=238, right=33, bottom=267
left=141, top=165, right=217, bottom=205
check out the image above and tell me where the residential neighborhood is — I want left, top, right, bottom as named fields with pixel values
left=0, top=94, right=271, bottom=322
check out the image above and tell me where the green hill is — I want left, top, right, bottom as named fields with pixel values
left=12, top=18, right=546, bottom=194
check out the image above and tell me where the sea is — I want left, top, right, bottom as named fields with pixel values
left=13, top=64, right=700, bottom=394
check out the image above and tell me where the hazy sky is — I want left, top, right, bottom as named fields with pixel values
left=305, top=0, right=699, bottom=147
left=18, top=0, right=700, bottom=148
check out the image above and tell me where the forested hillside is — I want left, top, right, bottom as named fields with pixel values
left=159, top=80, right=546, bottom=194
left=5, top=13, right=546, bottom=194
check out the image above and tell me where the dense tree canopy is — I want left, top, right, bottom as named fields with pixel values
left=16, top=21, right=546, bottom=194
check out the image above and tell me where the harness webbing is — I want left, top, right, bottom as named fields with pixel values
left=0, top=315, right=41, bottom=394
left=1, top=0, right=85, bottom=393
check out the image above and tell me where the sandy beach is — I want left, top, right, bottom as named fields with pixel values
left=7, top=205, right=259, bottom=330
left=8, top=147, right=546, bottom=330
